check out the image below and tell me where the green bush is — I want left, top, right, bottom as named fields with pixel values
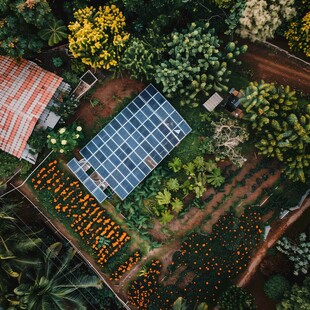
left=218, top=285, right=256, bottom=310
left=264, top=275, right=290, bottom=301
left=52, top=57, right=63, bottom=68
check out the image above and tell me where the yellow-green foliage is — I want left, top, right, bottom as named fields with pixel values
left=68, top=5, right=130, bottom=69
left=213, top=0, right=233, bottom=9
left=285, top=11, right=310, bottom=57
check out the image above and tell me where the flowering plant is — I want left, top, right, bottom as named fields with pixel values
left=47, top=123, right=83, bottom=153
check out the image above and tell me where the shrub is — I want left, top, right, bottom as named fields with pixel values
left=28, top=127, right=48, bottom=154
left=264, top=275, right=290, bottom=301
left=52, top=57, right=63, bottom=68
left=47, top=123, right=83, bottom=154
left=218, top=285, right=256, bottom=310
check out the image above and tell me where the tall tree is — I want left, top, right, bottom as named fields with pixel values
left=154, top=22, right=247, bottom=107
left=68, top=5, right=130, bottom=69
left=239, top=81, right=310, bottom=182
left=0, top=0, right=60, bottom=57
left=238, top=0, right=296, bottom=41
left=10, top=242, right=101, bottom=310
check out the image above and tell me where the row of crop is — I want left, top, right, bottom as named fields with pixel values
left=127, top=260, right=162, bottom=309
left=109, top=251, right=141, bottom=282
left=173, top=207, right=262, bottom=304
left=31, top=159, right=130, bottom=268
left=127, top=207, right=263, bottom=309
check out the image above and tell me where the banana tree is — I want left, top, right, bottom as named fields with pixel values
left=159, top=210, right=174, bottom=225
left=171, top=198, right=184, bottom=213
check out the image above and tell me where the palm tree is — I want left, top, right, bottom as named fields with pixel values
left=0, top=199, right=41, bottom=306
left=38, top=19, right=67, bottom=46
left=10, top=242, right=101, bottom=310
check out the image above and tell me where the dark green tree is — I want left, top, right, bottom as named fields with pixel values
left=0, top=1, right=62, bottom=58
left=264, top=275, right=290, bottom=301
left=155, top=23, right=247, bottom=107
left=10, top=242, right=101, bottom=310
left=218, top=285, right=256, bottom=310
left=239, top=81, right=310, bottom=182
left=277, top=277, right=310, bottom=310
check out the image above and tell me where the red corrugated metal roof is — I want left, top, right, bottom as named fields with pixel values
left=0, top=56, right=63, bottom=158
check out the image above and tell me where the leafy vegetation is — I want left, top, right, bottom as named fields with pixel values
left=0, top=151, right=31, bottom=181
left=0, top=0, right=62, bottom=57
left=155, top=23, right=247, bottom=107
left=38, top=19, right=67, bottom=46
left=10, top=242, right=101, bottom=310
left=276, top=233, right=310, bottom=276
left=47, top=123, right=83, bottom=153
left=277, top=277, right=310, bottom=309
left=218, top=285, right=256, bottom=310
left=68, top=5, right=130, bottom=69
left=239, top=81, right=310, bottom=182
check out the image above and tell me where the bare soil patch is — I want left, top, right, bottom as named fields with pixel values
left=74, top=76, right=145, bottom=129
left=239, top=40, right=310, bottom=94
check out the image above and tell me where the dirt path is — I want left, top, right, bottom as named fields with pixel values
left=237, top=197, right=310, bottom=288
left=239, top=40, right=310, bottom=94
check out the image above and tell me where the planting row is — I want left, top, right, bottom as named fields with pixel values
left=31, top=159, right=130, bottom=268
left=127, top=207, right=263, bottom=309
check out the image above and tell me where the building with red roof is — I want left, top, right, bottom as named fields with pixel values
left=0, top=56, right=69, bottom=163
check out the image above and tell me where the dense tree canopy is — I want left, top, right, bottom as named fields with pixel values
left=68, top=5, right=130, bottom=69
left=0, top=0, right=63, bottom=57
left=285, top=11, right=310, bottom=57
left=239, top=81, right=310, bottom=182
left=238, top=0, right=296, bottom=41
left=218, top=285, right=256, bottom=310
left=277, top=277, right=310, bottom=310
left=154, top=22, right=247, bottom=107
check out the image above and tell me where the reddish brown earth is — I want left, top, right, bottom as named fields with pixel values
left=74, top=75, right=145, bottom=132
left=239, top=40, right=310, bottom=94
